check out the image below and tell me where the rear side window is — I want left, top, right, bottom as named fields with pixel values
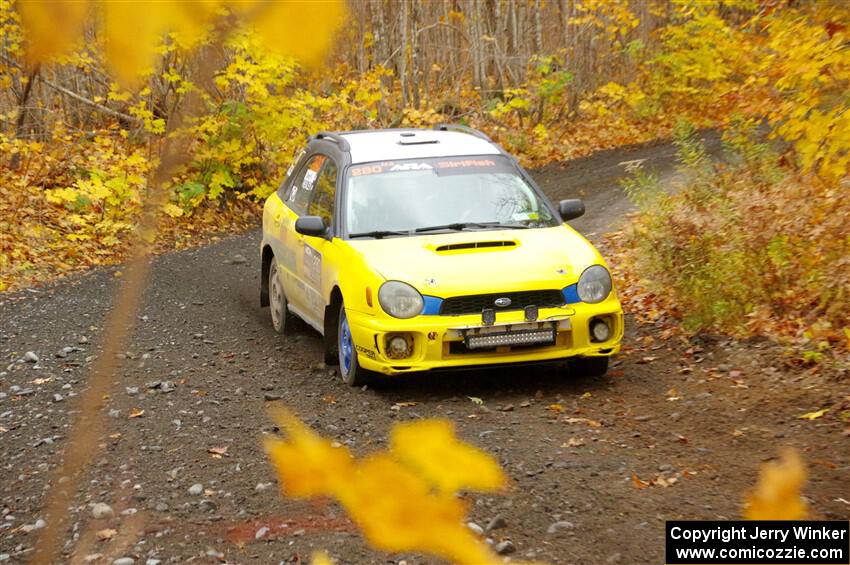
left=287, top=154, right=326, bottom=214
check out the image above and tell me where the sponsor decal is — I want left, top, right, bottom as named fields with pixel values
left=355, top=344, right=377, bottom=360
left=388, top=162, right=433, bottom=172
left=303, top=244, right=321, bottom=286
left=435, top=158, right=496, bottom=169
left=350, top=158, right=501, bottom=177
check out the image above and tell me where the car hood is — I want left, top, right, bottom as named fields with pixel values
left=345, top=226, right=602, bottom=296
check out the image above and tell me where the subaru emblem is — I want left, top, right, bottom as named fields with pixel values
left=494, top=297, right=512, bottom=308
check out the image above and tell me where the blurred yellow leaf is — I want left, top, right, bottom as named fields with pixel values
left=17, top=0, right=88, bottom=65
left=341, top=453, right=495, bottom=564
left=311, top=552, right=332, bottom=565
left=264, top=407, right=354, bottom=498
left=389, top=419, right=506, bottom=494
left=251, top=0, right=345, bottom=67
left=744, top=449, right=807, bottom=520
left=263, top=408, right=514, bottom=565
left=103, top=1, right=166, bottom=87
left=19, top=0, right=344, bottom=88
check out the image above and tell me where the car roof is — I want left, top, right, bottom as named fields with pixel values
left=335, top=129, right=502, bottom=164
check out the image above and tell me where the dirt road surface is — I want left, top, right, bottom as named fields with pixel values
left=1, top=136, right=847, bottom=564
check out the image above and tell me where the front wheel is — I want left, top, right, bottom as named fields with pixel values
left=338, top=303, right=373, bottom=387
left=569, top=356, right=609, bottom=377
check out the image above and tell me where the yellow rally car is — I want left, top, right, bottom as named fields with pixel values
left=260, top=125, right=623, bottom=385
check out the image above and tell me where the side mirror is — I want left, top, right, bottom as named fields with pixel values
left=559, top=199, right=585, bottom=221
left=295, top=216, right=328, bottom=237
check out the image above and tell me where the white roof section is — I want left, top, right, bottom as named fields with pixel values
left=339, top=130, right=502, bottom=164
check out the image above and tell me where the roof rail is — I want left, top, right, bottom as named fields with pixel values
left=312, top=131, right=350, bottom=151
left=433, top=123, right=493, bottom=143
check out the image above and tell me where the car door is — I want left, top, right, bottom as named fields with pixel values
left=279, top=153, right=327, bottom=323
left=301, top=157, right=339, bottom=324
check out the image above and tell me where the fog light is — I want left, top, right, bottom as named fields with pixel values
left=386, top=334, right=412, bottom=359
left=590, top=318, right=611, bottom=342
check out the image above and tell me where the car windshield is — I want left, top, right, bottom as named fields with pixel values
left=345, top=156, right=558, bottom=237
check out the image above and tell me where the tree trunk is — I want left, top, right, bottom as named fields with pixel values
left=533, top=0, right=543, bottom=54
left=399, top=0, right=409, bottom=108
left=411, top=0, right=421, bottom=109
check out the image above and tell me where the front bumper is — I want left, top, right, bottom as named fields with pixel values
left=346, top=300, right=623, bottom=375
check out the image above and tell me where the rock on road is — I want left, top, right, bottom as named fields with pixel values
left=1, top=134, right=847, bottom=564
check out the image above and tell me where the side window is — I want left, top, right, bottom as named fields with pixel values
left=279, top=148, right=306, bottom=200
left=286, top=154, right=326, bottom=214
left=309, top=160, right=337, bottom=229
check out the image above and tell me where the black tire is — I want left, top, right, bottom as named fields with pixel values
left=570, top=356, right=610, bottom=377
left=337, top=301, right=374, bottom=387
left=268, top=262, right=296, bottom=334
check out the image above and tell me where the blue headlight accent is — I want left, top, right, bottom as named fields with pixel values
left=561, top=284, right=580, bottom=304
left=421, top=295, right=443, bottom=315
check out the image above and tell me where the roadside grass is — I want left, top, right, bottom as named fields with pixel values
left=613, top=123, right=850, bottom=367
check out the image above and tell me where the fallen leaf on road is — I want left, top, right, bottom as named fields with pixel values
left=109, top=433, right=122, bottom=440
left=564, top=417, right=601, bottom=427
left=208, top=446, right=229, bottom=458
left=547, top=403, right=564, bottom=413
left=390, top=402, right=418, bottom=411
left=561, top=437, right=585, bottom=447
left=798, top=409, right=828, bottom=420
left=811, top=459, right=836, bottom=469
left=31, top=377, right=51, bottom=385
left=631, top=473, right=650, bottom=489
left=654, top=475, right=678, bottom=487
left=322, top=395, right=336, bottom=404
left=468, top=396, right=484, bottom=405
left=637, top=356, right=657, bottom=364
left=128, top=408, right=144, bottom=418
left=732, top=429, right=745, bottom=437
left=581, top=392, right=592, bottom=399
left=96, top=528, right=117, bottom=541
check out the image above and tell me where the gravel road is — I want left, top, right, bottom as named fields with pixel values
left=1, top=134, right=847, bottom=564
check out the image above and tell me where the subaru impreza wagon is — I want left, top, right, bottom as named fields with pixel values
left=260, top=125, right=623, bottom=385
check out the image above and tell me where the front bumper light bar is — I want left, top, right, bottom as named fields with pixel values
left=465, top=328, right=556, bottom=350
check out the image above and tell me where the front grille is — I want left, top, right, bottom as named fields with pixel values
left=440, top=289, right=564, bottom=316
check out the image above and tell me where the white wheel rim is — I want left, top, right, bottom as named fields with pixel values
left=270, top=265, right=283, bottom=330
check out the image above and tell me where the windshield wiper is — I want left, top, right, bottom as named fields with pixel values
left=348, top=229, right=411, bottom=239
left=414, top=221, right=530, bottom=233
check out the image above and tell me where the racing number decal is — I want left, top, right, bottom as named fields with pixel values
left=303, top=244, right=322, bottom=286
left=302, top=168, right=318, bottom=191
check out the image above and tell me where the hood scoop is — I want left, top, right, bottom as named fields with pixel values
left=434, top=240, right=517, bottom=253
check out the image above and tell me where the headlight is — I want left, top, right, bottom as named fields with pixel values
left=577, top=265, right=612, bottom=304
left=378, top=281, right=424, bottom=318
